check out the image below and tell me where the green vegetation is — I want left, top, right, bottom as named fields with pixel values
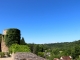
left=0, top=52, right=5, bottom=58
left=26, top=40, right=80, bottom=60
left=0, top=34, right=2, bottom=43
left=38, top=52, right=44, bottom=57
left=4, top=28, right=21, bottom=47
left=0, top=52, right=11, bottom=58
left=9, top=44, right=30, bottom=53
left=20, top=37, right=26, bottom=45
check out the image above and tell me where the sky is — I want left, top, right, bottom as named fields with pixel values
left=0, top=0, right=80, bottom=44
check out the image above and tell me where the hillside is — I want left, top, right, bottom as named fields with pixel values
left=27, top=40, right=80, bottom=59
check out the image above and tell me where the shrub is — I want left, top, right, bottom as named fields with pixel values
left=9, top=44, right=31, bottom=53
left=0, top=52, right=5, bottom=58
left=38, top=52, right=44, bottom=57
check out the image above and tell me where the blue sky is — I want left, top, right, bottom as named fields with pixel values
left=0, top=0, right=80, bottom=44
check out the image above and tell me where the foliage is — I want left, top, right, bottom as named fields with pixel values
left=0, top=34, right=2, bottom=43
left=27, top=43, right=34, bottom=53
left=9, top=44, right=31, bottom=53
left=27, top=44, right=47, bottom=55
left=20, top=37, right=26, bottom=45
left=38, top=52, right=44, bottom=57
left=43, top=40, right=80, bottom=59
left=0, top=52, right=5, bottom=58
left=27, top=40, right=80, bottom=59
left=77, top=55, right=80, bottom=60
left=4, top=28, right=21, bottom=47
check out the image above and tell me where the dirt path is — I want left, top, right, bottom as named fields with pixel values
left=0, top=57, right=12, bottom=60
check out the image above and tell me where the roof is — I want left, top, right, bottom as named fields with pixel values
left=60, top=56, right=72, bottom=60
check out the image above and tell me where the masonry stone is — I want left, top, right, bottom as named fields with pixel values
left=0, top=29, right=9, bottom=52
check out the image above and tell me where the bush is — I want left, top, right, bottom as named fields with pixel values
left=38, top=52, right=44, bottom=57
left=0, top=52, right=5, bottom=58
left=9, top=44, right=31, bottom=53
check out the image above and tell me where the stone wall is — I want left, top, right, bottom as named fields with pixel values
left=1, top=29, right=9, bottom=52
left=0, top=34, right=2, bottom=51
left=1, top=37, right=9, bottom=52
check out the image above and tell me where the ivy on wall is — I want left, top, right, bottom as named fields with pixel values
left=4, top=28, right=21, bottom=47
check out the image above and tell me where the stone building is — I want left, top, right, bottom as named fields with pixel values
left=0, top=28, right=21, bottom=52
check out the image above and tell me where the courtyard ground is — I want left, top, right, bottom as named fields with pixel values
left=0, top=57, right=12, bottom=60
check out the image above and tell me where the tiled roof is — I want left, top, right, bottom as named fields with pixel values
left=60, top=56, right=72, bottom=60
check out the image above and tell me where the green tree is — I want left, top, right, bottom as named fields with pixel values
left=71, top=45, right=80, bottom=59
left=20, top=37, right=26, bottom=45
left=33, top=44, right=37, bottom=54
left=27, top=43, right=35, bottom=53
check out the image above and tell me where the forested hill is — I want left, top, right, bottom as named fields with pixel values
left=26, top=40, right=80, bottom=59
left=27, top=40, right=80, bottom=50
left=42, top=40, right=80, bottom=48
left=43, top=40, right=80, bottom=59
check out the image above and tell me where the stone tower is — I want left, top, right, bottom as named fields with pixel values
left=1, top=29, right=9, bottom=52
left=3, top=29, right=7, bottom=35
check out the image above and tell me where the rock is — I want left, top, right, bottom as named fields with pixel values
left=14, top=52, right=47, bottom=60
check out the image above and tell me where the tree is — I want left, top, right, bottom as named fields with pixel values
left=20, top=37, right=26, bottom=45
left=33, top=44, right=37, bottom=54
left=71, top=45, right=80, bottom=59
